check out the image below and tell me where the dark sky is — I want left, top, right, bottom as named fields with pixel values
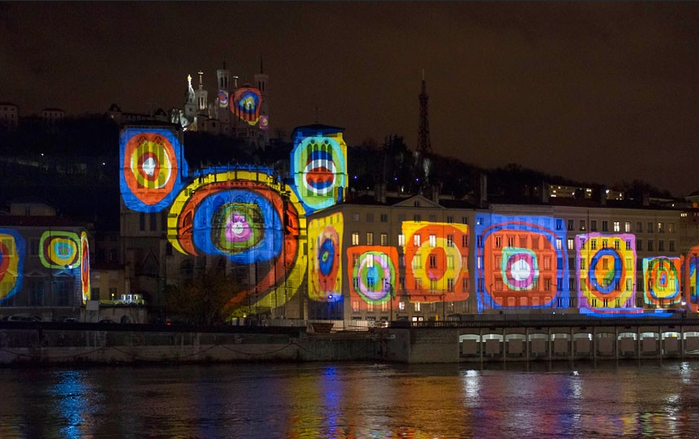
left=3, top=2, right=699, bottom=196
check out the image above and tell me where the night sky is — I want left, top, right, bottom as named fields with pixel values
left=2, top=2, right=699, bottom=196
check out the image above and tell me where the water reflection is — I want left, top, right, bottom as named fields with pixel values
left=0, top=362, right=698, bottom=438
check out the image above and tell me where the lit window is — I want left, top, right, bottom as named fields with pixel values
left=414, top=234, right=421, bottom=246
left=613, top=221, right=620, bottom=232
left=398, top=234, right=405, bottom=247
left=352, top=232, right=359, bottom=246
left=447, top=234, right=454, bottom=247
left=624, top=221, right=631, bottom=233
left=447, top=255, right=454, bottom=269
left=367, top=232, right=374, bottom=246
left=658, top=222, right=664, bottom=233
left=380, top=233, right=388, bottom=246
left=567, top=238, right=574, bottom=250
left=429, top=234, right=436, bottom=247
left=556, top=239, right=562, bottom=250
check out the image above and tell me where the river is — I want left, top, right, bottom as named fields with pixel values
left=0, top=360, right=697, bottom=438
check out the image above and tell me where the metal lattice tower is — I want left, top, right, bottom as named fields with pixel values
left=417, top=69, right=432, bottom=155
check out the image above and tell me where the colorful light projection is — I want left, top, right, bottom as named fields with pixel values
left=576, top=233, right=642, bottom=316
left=218, top=90, right=229, bottom=108
left=0, top=229, right=24, bottom=303
left=80, top=232, right=90, bottom=304
left=643, top=256, right=683, bottom=308
left=167, top=168, right=307, bottom=309
left=290, top=126, right=347, bottom=214
left=402, top=221, right=469, bottom=303
left=685, top=246, right=699, bottom=313
left=347, top=246, right=400, bottom=306
left=39, top=231, right=80, bottom=269
left=475, top=214, right=567, bottom=312
left=259, top=115, right=269, bottom=131
left=119, top=128, right=188, bottom=213
left=232, top=87, right=262, bottom=126
left=308, top=213, right=343, bottom=303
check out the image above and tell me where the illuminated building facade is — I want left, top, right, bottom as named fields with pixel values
left=0, top=214, right=92, bottom=322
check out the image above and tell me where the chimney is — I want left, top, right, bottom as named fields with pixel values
left=479, top=173, right=488, bottom=208
left=375, top=183, right=387, bottom=204
left=431, top=184, right=440, bottom=203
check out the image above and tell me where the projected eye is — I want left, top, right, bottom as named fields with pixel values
left=502, top=248, right=538, bottom=290
left=120, top=129, right=185, bottom=212
left=218, top=90, right=229, bottom=108
left=40, top=231, right=80, bottom=269
left=309, top=218, right=343, bottom=302
left=168, top=173, right=305, bottom=308
left=643, top=256, right=681, bottom=306
left=291, top=135, right=347, bottom=213
left=0, top=230, right=25, bottom=303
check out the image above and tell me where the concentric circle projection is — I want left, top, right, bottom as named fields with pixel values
left=39, top=231, right=80, bottom=269
left=576, top=233, right=637, bottom=314
left=588, top=248, right=623, bottom=295
left=686, top=246, right=699, bottom=312
left=501, top=248, right=538, bottom=290
left=218, top=90, right=229, bottom=108
left=402, top=222, right=469, bottom=303
left=644, top=256, right=681, bottom=305
left=354, top=250, right=395, bottom=304
left=80, top=232, right=90, bottom=304
left=0, top=229, right=24, bottom=303
left=308, top=217, right=342, bottom=302
left=259, top=115, right=269, bottom=131
left=231, top=87, right=261, bottom=126
left=120, top=128, right=186, bottom=212
left=168, top=170, right=307, bottom=309
left=291, top=132, right=347, bottom=214
left=477, top=214, right=567, bottom=311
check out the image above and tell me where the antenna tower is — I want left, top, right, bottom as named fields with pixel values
left=417, top=69, right=432, bottom=155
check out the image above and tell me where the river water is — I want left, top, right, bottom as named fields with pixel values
left=0, top=360, right=697, bottom=438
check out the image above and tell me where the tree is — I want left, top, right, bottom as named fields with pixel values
left=164, top=266, right=240, bottom=326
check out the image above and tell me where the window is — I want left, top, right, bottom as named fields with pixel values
left=556, top=239, right=562, bottom=250
left=591, top=220, right=597, bottom=232
left=658, top=222, right=664, bottom=233
left=412, top=257, right=422, bottom=269
left=446, top=216, right=453, bottom=223
left=567, top=238, right=574, bottom=250
left=637, top=222, right=643, bottom=233
left=637, top=239, right=642, bottom=251
left=380, top=233, right=388, bottom=246
left=602, top=239, right=608, bottom=249
left=353, top=277, right=360, bottom=290
left=462, top=277, right=469, bottom=292
left=669, top=223, right=675, bottom=234
left=648, top=240, right=653, bottom=251
left=366, top=213, right=374, bottom=222
left=591, top=240, right=597, bottom=250
left=414, top=214, right=421, bottom=222
left=658, top=241, right=665, bottom=252
left=462, top=217, right=469, bottom=225
left=447, top=255, right=454, bottom=269
left=647, top=222, right=653, bottom=233
left=139, top=213, right=145, bottom=231
left=625, top=240, right=631, bottom=251
left=447, top=234, right=454, bottom=247
left=555, top=219, right=563, bottom=231
left=613, top=221, right=620, bottom=232
left=380, top=214, right=388, bottom=223
left=414, top=234, right=421, bottom=246
left=429, top=234, right=437, bottom=247
left=429, top=254, right=437, bottom=269
left=352, top=301, right=359, bottom=312
left=544, top=257, right=551, bottom=270
left=415, top=302, right=421, bottom=312
left=366, top=232, right=374, bottom=245
left=602, top=221, right=608, bottom=232
left=352, top=232, right=359, bottom=246
left=462, top=235, right=468, bottom=248
left=508, top=236, right=515, bottom=247
left=670, top=240, right=676, bottom=252
left=447, top=278, right=455, bottom=292
left=579, top=220, right=586, bottom=231
left=624, top=221, right=631, bottom=233
left=477, top=236, right=483, bottom=248
left=567, top=220, right=574, bottom=231
left=352, top=213, right=360, bottom=222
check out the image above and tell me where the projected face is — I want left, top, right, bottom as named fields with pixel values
left=40, top=231, right=80, bottom=269
left=0, top=229, right=24, bottom=303
left=576, top=233, right=638, bottom=315
left=643, top=256, right=682, bottom=307
left=308, top=214, right=343, bottom=302
left=347, top=246, right=399, bottom=306
left=167, top=170, right=306, bottom=309
left=402, top=222, right=470, bottom=303
left=475, top=214, right=567, bottom=312
left=120, top=128, right=186, bottom=213
left=218, top=90, right=229, bottom=108
left=291, top=133, right=347, bottom=214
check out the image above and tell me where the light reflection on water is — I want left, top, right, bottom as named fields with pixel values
left=0, top=361, right=698, bottom=438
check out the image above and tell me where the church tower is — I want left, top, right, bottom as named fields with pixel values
left=217, top=61, right=231, bottom=133
left=194, top=71, right=208, bottom=112
left=254, top=55, right=270, bottom=145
